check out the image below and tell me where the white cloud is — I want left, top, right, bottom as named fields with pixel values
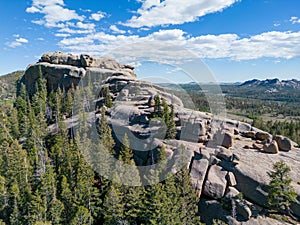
left=57, top=27, right=94, bottom=34
left=26, top=0, right=84, bottom=27
left=290, top=16, right=300, bottom=24
left=110, top=25, right=126, bottom=34
left=55, top=33, right=71, bottom=37
left=123, top=0, right=239, bottom=28
left=75, top=22, right=95, bottom=30
left=57, top=29, right=300, bottom=63
left=16, top=38, right=29, bottom=43
left=6, top=37, right=29, bottom=48
left=36, top=37, right=45, bottom=41
left=26, top=6, right=40, bottom=13
left=273, top=23, right=280, bottom=27
left=89, top=11, right=106, bottom=21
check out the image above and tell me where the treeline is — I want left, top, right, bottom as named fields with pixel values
left=253, top=119, right=300, bottom=146
left=0, top=71, right=23, bottom=104
left=0, top=77, right=201, bottom=224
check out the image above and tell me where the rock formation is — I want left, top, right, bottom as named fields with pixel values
left=18, top=51, right=135, bottom=95
left=20, top=52, right=300, bottom=224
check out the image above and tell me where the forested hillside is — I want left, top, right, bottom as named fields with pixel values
left=0, top=71, right=23, bottom=105
left=0, top=76, right=201, bottom=224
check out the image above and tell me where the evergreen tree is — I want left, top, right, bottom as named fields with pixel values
left=70, top=206, right=93, bottom=225
left=118, top=134, right=143, bottom=223
left=175, top=166, right=201, bottom=224
left=48, top=197, right=64, bottom=225
left=103, top=174, right=125, bottom=224
left=98, top=107, right=115, bottom=153
left=153, top=95, right=162, bottom=118
left=118, top=133, right=133, bottom=164
left=7, top=107, right=20, bottom=139
left=0, top=176, right=7, bottom=212
left=103, top=86, right=113, bottom=108
left=267, top=161, right=297, bottom=215
left=59, top=175, right=74, bottom=223
left=27, top=191, right=47, bottom=224
left=74, top=157, right=100, bottom=220
left=167, top=104, right=176, bottom=139
left=15, top=83, right=29, bottom=137
left=162, top=99, right=170, bottom=129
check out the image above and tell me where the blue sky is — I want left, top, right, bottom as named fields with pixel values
left=1, top=0, right=300, bottom=82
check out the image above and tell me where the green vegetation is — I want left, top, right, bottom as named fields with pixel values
left=253, top=119, right=300, bottom=145
left=0, top=71, right=23, bottom=105
left=151, top=95, right=177, bottom=139
left=267, top=161, right=297, bottom=216
left=162, top=83, right=300, bottom=145
left=0, top=77, right=200, bottom=224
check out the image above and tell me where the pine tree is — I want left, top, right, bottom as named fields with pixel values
left=267, top=161, right=297, bottom=215
left=175, top=166, right=201, bottom=224
left=98, top=107, right=115, bottom=153
left=70, top=206, right=93, bottom=225
left=118, top=134, right=143, bottom=223
left=74, top=157, right=100, bottom=220
left=162, top=99, right=170, bottom=128
left=7, top=107, right=20, bottom=139
left=0, top=176, right=7, bottom=212
left=27, top=191, right=47, bottom=224
left=63, top=89, right=74, bottom=117
left=102, top=86, right=113, bottom=108
left=59, top=175, right=74, bottom=223
left=153, top=95, right=162, bottom=118
left=103, top=174, right=125, bottom=224
left=167, top=104, right=176, bottom=139
left=118, top=133, right=133, bottom=164
left=48, top=197, right=64, bottom=225
left=15, top=83, right=29, bottom=137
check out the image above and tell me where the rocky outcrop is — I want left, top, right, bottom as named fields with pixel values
left=20, top=52, right=300, bottom=223
left=18, top=51, right=136, bottom=95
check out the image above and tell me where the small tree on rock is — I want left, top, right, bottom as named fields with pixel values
left=267, top=160, right=297, bottom=216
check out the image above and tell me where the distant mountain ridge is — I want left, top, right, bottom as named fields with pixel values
left=240, top=78, right=300, bottom=89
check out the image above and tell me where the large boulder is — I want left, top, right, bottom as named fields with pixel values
left=255, top=131, right=271, bottom=141
left=41, top=51, right=82, bottom=66
left=215, top=147, right=233, bottom=162
left=80, top=54, right=121, bottom=69
left=262, top=140, right=279, bottom=154
left=213, top=131, right=234, bottom=149
left=180, top=120, right=206, bottom=143
left=203, top=165, right=228, bottom=199
left=274, top=135, right=293, bottom=151
left=190, top=158, right=209, bottom=198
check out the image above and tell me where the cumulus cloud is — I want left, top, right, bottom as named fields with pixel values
left=57, top=29, right=300, bottom=63
left=290, top=16, right=300, bottom=24
left=110, top=25, right=126, bottom=34
left=123, top=0, right=239, bottom=27
left=26, top=0, right=84, bottom=27
left=6, top=37, right=29, bottom=48
left=89, top=11, right=106, bottom=21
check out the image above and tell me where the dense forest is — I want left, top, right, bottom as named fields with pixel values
left=0, top=77, right=201, bottom=224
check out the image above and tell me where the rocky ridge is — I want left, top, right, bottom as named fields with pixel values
left=241, top=78, right=300, bottom=89
left=20, top=52, right=300, bottom=224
